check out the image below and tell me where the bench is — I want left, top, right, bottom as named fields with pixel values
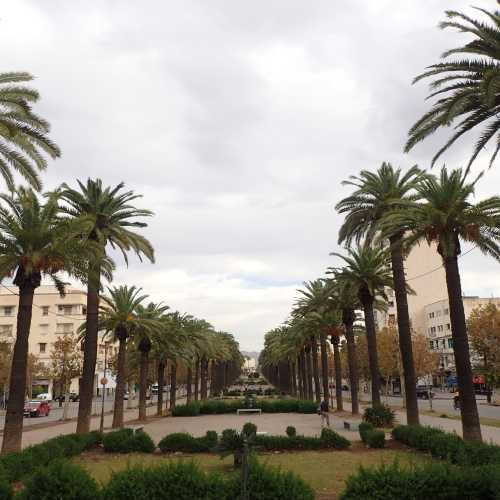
left=126, top=425, right=144, bottom=434
left=236, top=408, right=262, bottom=415
left=343, top=421, right=360, bottom=431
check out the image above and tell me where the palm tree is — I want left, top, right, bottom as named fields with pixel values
left=328, top=275, right=361, bottom=415
left=134, top=302, right=168, bottom=421
left=0, top=72, right=60, bottom=191
left=93, top=286, right=149, bottom=429
left=0, top=188, right=97, bottom=453
left=336, top=162, right=422, bottom=425
left=331, top=245, right=393, bottom=405
left=383, top=167, right=500, bottom=441
left=60, top=179, right=154, bottom=434
left=405, top=7, right=500, bottom=168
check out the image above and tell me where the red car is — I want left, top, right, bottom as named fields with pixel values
left=24, top=400, right=51, bottom=418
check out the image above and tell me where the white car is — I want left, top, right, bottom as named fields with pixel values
left=36, top=393, right=52, bottom=401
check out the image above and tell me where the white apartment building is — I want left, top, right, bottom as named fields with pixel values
left=0, top=285, right=116, bottom=397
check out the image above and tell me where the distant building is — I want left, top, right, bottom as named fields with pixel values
left=0, top=285, right=116, bottom=397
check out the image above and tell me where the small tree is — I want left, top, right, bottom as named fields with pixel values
left=0, top=342, right=11, bottom=407
left=48, top=334, right=82, bottom=420
left=377, top=327, right=400, bottom=399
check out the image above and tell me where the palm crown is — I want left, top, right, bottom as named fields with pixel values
left=406, top=7, right=500, bottom=167
left=382, top=167, right=500, bottom=260
left=336, top=162, right=423, bottom=244
left=0, top=72, right=60, bottom=191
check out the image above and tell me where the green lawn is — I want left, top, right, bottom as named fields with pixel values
left=74, top=447, right=431, bottom=499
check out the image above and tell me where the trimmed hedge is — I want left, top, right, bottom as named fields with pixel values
left=255, top=429, right=350, bottom=451
left=0, top=467, right=11, bottom=500
left=171, top=399, right=317, bottom=417
left=0, top=431, right=102, bottom=483
left=101, top=458, right=313, bottom=500
left=341, top=462, right=500, bottom=500
left=20, top=460, right=99, bottom=500
left=358, top=422, right=374, bottom=444
left=365, top=430, right=385, bottom=449
left=392, top=425, right=500, bottom=466
left=286, top=426, right=297, bottom=437
left=158, top=431, right=217, bottom=453
left=103, top=429, right=155, bottom=454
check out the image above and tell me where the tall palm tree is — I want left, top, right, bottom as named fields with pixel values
left=328, top=275, right=361, bottom=415
left=383, top=167, right=500, bottom=441
left=0, top=189, right=97, bottom=453
left=0, top=72, right=60, bottom=191
left=405, top=7, right=500, bottom=168
left=93, top=286, right=149, bottom=429
left=134, top=302, right=168, bottom=421
left=60, top=179, right=154, bottom=434
left=336, top=162, right=422, bottom=425
left=331, top=245, right=393, bottom=405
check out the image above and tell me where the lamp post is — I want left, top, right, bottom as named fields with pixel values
left=99, top=342, right=109, bottom=434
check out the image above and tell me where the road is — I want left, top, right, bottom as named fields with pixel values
left=0, top=392, right=186, bottom=431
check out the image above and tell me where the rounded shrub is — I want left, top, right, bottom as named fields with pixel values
left=132, top=431, right=156, bottom=453
left=204, top=430, right=219, bottom=449
left=103, top=429, right=155, bottom=454
left=286, top=426, right=297, bottom=437
left=21, top=460, right=99, bottom=500
left=320, top=428, right=351, bottom=450
left=172, top=402, right=200, bottom=417
left=158, top=432, right=205, bottom=453
left=242, top=422, right=257, bottom=438
left=363, top=404, right=395, bottom=428
left=366, top=430, right=385, bottom=449
left=358, top=422, right=374, bottom=444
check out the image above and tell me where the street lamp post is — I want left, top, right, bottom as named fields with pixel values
left=99, top=342, right=109, bottom=434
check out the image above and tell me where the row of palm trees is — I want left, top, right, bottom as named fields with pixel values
left=95, top=285, right=243, bottom=428
left=261, top=163, right=500, bottom=442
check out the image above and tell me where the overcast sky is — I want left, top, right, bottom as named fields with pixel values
left=2, top=1, right=500, bottom=351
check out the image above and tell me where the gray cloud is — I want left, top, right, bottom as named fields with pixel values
left=2, top=0, right=500, bottom=350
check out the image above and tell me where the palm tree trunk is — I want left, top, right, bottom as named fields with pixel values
left=331, top=336, right=343, bottom=411
left=296, top=355, right=303, bottom=399
left=200, top=357, right=208, bottom=400
left=112, top=335, right=127, bottom=428
left=1, top=280, right=37, bottom=454
left=305, top=347, right=313, bottom=401
left=156, top=361, right=165, bottom=416
left=311, top=336, right=321, bottom=403
left=319, top=333, right=330, bottom=403
left=344, top=312, right=359, bottom=415
left=138, top=350, right=148, bottom=421
left=194, top=358, right=200, bottom=401
left=290, top=361, right=297, bottom=396
left=77, top=264, right=100, bottom=434
left=186, top=366, right=193, bottom=403
left=390, top=236, right=419, bottom=425
left=361, top=294, right=381, bottom=405
left=443, top=254, right=482, bottom=442
left=169, top=362, right=177, bottom=410
left=300, top=351, right=307, bottom=399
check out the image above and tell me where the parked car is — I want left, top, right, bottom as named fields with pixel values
left=24, top=400, right=51, bottom=417
left=36, top=393, right=52, bottom=401
left=123, top=391, right=129, bottom=400
left=416, top=386, right=434, bottom=399
left=54, top=393, right=79, bottom=402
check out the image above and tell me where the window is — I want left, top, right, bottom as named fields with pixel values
left=444, top=308, right=449, bottom=315
left=438, top=325, right=444, bottom=332
left=446, top=323, right=451, bottom=330
left=4, top=307, right=13, bottom=316
left=42, top=306, right=49, bottom=316
left=97, top=361, right=103, bottom=370
left=39, top=324, right=49, bottom=335
left=431, top=326, right=436, bottom=334
left=436, top=310, right=441, bottom=317
left=447, top=338, right=454, bottom=348
left=388, top=301, right=394, bottom=308
left=0, top=325, right=13, bottom=338
left=82, top=306, right=87, bottom=315
left=441, top=339, right=446, bottom=348
left=388, top=314, right=396, bottom=325
left=39, top=343, right=46, bottom=353
left=429, top=341, right=434, bottom=350
left=58, top=305, right=74, bottom=315
left=56, top=323, right=73, bottom=334
left=429, top=312, right=435, bottom=319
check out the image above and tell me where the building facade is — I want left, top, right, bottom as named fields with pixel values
left=0, top=285, right=116, bottom=397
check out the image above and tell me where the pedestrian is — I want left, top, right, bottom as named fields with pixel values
left=318, top=398, right=330, bottom=428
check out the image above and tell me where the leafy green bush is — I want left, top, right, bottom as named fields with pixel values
left=358, top=422, right=374, bottom=444
left=158, top=432, right=215, bottom=453
left=320, top=428, right=351, bottom=450
left=392, top=425, right=500, bottom=467
left=20, top=460, right=99, bottom=500
left=0, top=431, right=102, bottom=482
left=365, top=429, right=385, bottom=449
left=172, top=402, right=200, bottom=416
left=242, top=422, right=257, bottom=438
left=0, top=466, right=11, bottom=500
left=286, top=426, right=297, bottom=437
left=340, top=462, right=500, bottom=500
left=102, top=461, right=231, bottom=500
left=363, top=404, right=395, bottom=428
left=103, top=429, right=155, bottom=454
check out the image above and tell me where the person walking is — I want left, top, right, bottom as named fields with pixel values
left=319, top=398, right=330, bottom=428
